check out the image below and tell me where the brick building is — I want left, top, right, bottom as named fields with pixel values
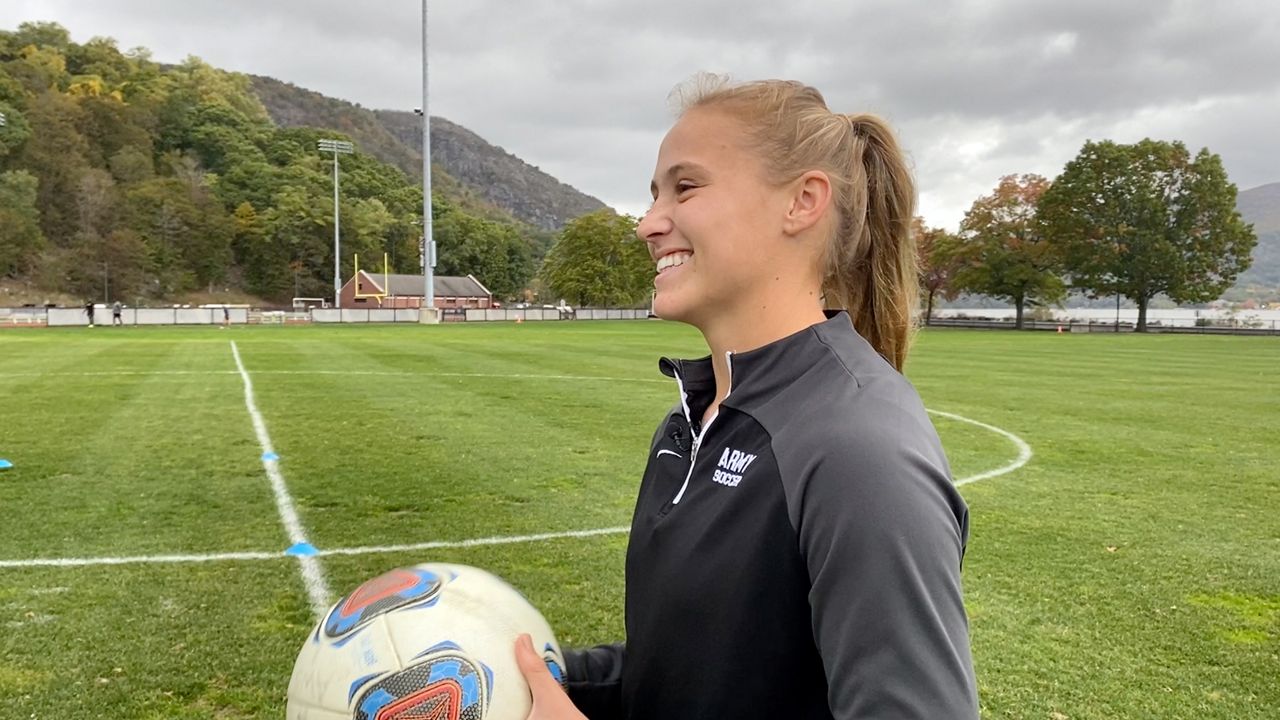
left=338, top=272, right=494, bottom=309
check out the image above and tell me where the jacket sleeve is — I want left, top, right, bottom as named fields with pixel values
left=564, top=644, right=625, bottom=720
left=782, top=411, right=979, bottom=719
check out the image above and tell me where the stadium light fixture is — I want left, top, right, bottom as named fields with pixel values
left=318, top=139, right=355, bottom=308
left=0, top=111, right=7, bottom=127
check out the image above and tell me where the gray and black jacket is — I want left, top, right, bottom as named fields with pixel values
left=565, top=312, right=978, bottom=720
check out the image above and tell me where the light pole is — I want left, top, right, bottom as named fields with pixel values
left=420, top=0, right=435, bottom=309
left=318, top=138, right=354, bottom=308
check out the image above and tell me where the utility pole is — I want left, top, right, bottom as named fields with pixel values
left=420, top=0, right=435, bottom=309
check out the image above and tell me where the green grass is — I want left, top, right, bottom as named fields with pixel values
left=0, top=323, right=1276, bottom=719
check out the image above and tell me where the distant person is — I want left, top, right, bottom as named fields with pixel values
left=84, top=301, right=95, bottom=327
left=112, top=301, right=123, bottom=326
left=516, top=77, right=978, bottom=720
left=222, top=305, right=230, bottom=328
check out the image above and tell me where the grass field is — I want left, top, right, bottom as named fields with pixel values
left=0, top=322, right=1276, bottom=719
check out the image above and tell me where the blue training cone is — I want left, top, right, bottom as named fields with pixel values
left=0, top=459, right=12, bottom=470
left=286, top=542, right=318, bottom=557
left=262, top=451, right=279, bottom=462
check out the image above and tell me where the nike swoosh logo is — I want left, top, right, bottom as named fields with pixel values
left=656, top=449, right=683, bottom=460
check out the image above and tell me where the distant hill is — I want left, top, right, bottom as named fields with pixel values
left=1237, top=182, right=1280, bottom=234
left=249, top=75, right=607, bottom=231
left=1233, top=182, right=1280, bottom=292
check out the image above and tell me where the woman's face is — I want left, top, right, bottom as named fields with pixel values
left=637, top=108, right=795, bottom=327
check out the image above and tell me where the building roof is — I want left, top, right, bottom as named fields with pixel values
left=357, top=272, right=491, bottom=298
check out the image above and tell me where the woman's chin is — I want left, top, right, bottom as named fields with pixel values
left=652, top=294, right=691, bottom=323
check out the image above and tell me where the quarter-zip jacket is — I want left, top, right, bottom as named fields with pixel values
left=565, top=312, right=978, bottom=720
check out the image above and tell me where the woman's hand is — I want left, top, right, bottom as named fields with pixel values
left=515, top=633, right=587, bottom=720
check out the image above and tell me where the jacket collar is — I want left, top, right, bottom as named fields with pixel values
left=659, top=311, right=858, bottom=416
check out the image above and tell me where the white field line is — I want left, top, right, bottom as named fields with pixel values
left=0, top=369, right=666, bottom=383
left=230, top=341, right=332, bottom=618
left=315, top=526, right=631, bottom=558
left=0, top=355, right=1030, bottom=573
left=0, top=528, right=629, bottom=569
left=927, top=409, right=1033, bottom=486
left=0, top=550, right=282, bottom=568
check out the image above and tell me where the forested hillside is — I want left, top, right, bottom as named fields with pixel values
left=0, top=22, right=552, bottom=304
left=251, top=75, right=607, bottom=232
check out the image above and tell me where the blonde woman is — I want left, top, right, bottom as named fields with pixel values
left=517, top=76, right=978, bottom=720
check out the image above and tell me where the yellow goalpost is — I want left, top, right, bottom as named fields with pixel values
left=353, top=253, right=390, bottom=305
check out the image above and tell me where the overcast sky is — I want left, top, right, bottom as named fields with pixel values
left=3, top=0, right=1278, bottom=229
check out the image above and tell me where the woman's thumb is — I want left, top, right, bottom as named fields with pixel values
left=515, top=634, right=557, bottom=694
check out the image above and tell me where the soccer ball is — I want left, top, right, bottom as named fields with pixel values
left=288, top=563, right=566, bottom=720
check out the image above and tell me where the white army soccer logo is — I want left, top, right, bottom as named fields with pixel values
left=711, top=447, right=757, bottom=488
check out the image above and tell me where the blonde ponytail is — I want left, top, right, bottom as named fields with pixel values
left=674, top=77, right=919, bottom=371
left=826, top=114, right=918, bottom=371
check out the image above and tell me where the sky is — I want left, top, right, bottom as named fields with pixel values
left=3, top=0, right=1278, bottom=230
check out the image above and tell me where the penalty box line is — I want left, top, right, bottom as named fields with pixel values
left=230, top=341, right=332, bottom=619
left=0, top=527, right=633, bottom=569
left=0, top=414, right=1031, bottom=569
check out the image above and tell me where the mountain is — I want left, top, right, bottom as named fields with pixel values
left=1237, top=182, right=1280, bottom=234
left=1233, top=182, right=1280, bottom=292
left=249, top=75, right=607, bottom=231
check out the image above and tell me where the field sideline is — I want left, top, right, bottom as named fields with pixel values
left=0, top=322, right=1276, bottom=719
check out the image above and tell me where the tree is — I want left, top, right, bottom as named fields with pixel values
left=950, top=174, right=1065, bottom=328
left=261, top=184, right=332, bottom=299
left=1038, top=139, right=1256, bottom=331
left=0, top=170, right=45, bottom=276
left=122, top=177, right=233, bottom=293
left=434, top=204, right=534, bottom=300
left=17, top=90, right=92, bottom=244
left=0, top=102, right=32, bottom=161
left=913, top=217, right=962, bottom=326
left=540, top=210, right=650, bottom=307
left=232, top=201, right=290, bottom=299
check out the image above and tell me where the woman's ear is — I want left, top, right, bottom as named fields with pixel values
left=782, top=170, right=833, bottom=237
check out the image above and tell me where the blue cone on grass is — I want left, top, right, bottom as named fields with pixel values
left=286, top=542, right=318, bottom=557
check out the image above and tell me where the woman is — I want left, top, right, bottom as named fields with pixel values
left=516, top=76, right=978, bottom=720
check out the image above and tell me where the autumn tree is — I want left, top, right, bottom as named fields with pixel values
left=950, top=174, right=1064, bottom=328
left=913, top=217, right=962, bottom=325
left=540, top=210, right=650, bottom=307
left=1038, top=139, right=1256, bottom=331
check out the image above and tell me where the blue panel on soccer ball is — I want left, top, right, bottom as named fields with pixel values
left=415, top=640, right=462, bottom=660
left=348, top=672, right=384, bottom=703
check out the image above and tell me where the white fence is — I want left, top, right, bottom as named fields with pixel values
left=46, top=307, right=249, bottom=327
left=311, top=308, right=422, bottom=323
left=6, top=306, right=651, bottom=327
left=465, top=308, right=649, bottom=322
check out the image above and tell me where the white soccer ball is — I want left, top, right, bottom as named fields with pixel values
left=287, top=563, right=566, bottom=720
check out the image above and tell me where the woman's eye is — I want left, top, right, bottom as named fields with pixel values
left=675, top=182, right=697, bottom=195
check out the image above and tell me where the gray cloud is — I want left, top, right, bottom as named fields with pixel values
left=3, top=0, right=1278, bottom=227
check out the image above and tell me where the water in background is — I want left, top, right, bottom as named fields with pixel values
left=935, top=307, right=1280, bottom=328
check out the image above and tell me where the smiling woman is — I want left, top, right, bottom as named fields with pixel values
left=513, top=76, right=979, bottom=720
